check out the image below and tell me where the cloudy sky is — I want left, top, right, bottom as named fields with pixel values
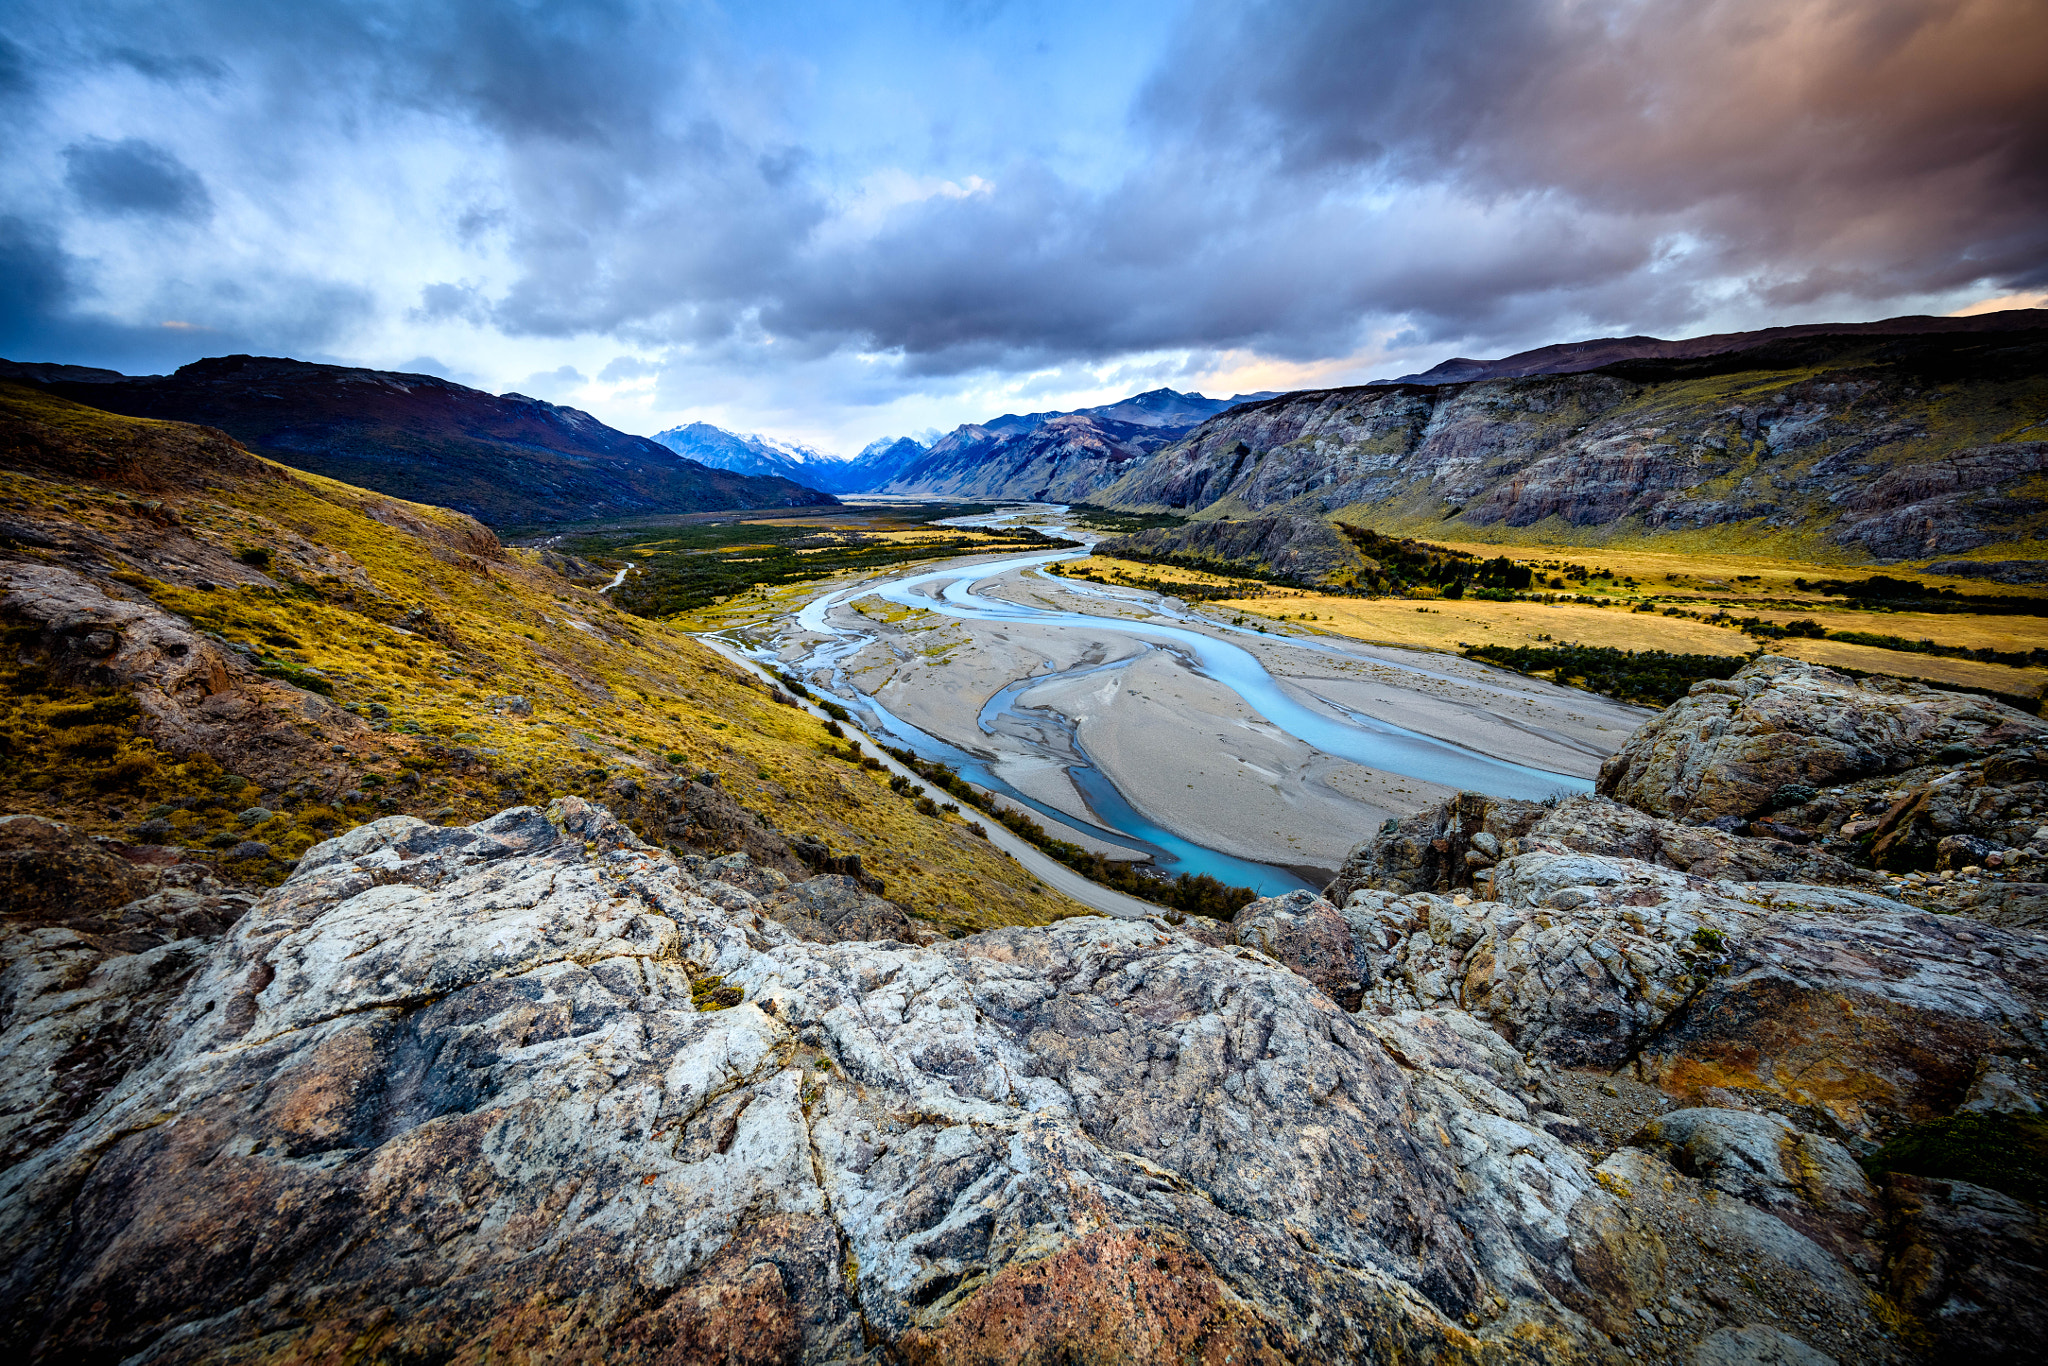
left=4, top=0, right=2045, bottom=453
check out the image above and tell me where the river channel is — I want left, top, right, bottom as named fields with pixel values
left=719, top=529, right=1595, bottom=897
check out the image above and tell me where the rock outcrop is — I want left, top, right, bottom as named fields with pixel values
left=1, top=560, right=369, bottom=796
left=1092, top=514, right=1370, bottom=586
left=7, top=648, right=2048, bottom=1362
left=1573, top=655, right=2048, bottom=925
left=0, top=816, right=254, bottom=1169
left=1097, top=327, right=2048, bottom=561
left=1, top=798, right=1646, bottom=1364
left=1597, top=655, right=2047, bottom=825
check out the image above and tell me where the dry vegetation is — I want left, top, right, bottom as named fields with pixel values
left=0, top=383, right=1081, bottom=930
left=1078, top=534, right=2048, bottom=701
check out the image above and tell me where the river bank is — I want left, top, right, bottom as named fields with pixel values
left=714, top=510, right=1648, bottom=892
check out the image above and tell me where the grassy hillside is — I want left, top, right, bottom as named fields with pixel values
left=0, top=382, right=1079, bottom=932
left=39, top=355, right=834, bottom=532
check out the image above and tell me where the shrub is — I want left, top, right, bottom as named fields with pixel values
left=1462, top=643, right=1748, bottom=707
left=1861, top=1112, right=2048, bottom=1206
left=236, top=546, right=272, bottom=569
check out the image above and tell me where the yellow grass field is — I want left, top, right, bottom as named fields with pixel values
left=1083, top=539, right=2048, bottom=700
left=1423, top=540, right=2045, bottom=596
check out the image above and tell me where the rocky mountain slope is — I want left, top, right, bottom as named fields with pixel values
left=2, top=656, right=2042, bottom=1363
left=1386, top=307, right=2048, bottom=385
left=14, top=355, right=834, bottom=530
left=0, top=379, right=1068, bottom=932
left=873, top=413, right=1179, bottom=501
left=1093, top=514, right=1370, bottom=585
left=869, top=389, right=1276, bottom=500
left=1099, top=326, right=2048, bottom=562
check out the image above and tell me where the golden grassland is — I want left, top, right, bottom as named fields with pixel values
left=1056, top=555, right=1262, bottom=593
left=1086, top=530, right=2048, bottom=699
left=1423, top=539, right=2048, bottom=601
left=1221, top=593, right=1754, bottom=656
left=0, top=386, right=1082, bottom=929
left=1770, top=640, right=2047, bottom=697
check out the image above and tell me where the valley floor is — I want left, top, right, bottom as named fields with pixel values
left=755, top=550, right=1647, bottom=882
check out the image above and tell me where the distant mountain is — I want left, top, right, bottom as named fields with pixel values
left=24, top=355, right=833, bottom=529
left=873, top=413, right=1179, bottom=502
left=847, top=435, right=931, bottom=488
left=1078, top=387, right=1279, bottom=427
left=642, top=388, right=1280, bottom=502
left=649, top=421, right=865, bottom=490
left=971, top=388, right=1277, bottom=438
left=1386, top=309, right=2048, bottom=385
left=872, top=388, right=1278, bottom=499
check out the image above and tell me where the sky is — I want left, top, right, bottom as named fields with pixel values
left=4, top=0, right=2046, bottom=455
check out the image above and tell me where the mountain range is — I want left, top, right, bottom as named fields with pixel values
left=663, top=388, right=1279, bottom=499
left=8, top=312, right=2044, bottom=554
left=0, top=355, right=834, bottom=530
left=648, top=422, right=860, bottom=491
left=1382, top=308, right=2048, bottom=385
left=1100, top=318, right=2048, bottom=563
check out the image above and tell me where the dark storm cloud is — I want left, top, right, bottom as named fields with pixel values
left=1138, top=0, right=2048, bottom=315
left=63, top=138, right=213, bottom=219
left=7, top=0, right=2045, bottom=389
left=750, top=0, right=2048, bottom=372
left=7, top=0, right=826, bottom=362
left=0, top=217, right=77, bottom=353
left=0, top=36, right=33, bottom=98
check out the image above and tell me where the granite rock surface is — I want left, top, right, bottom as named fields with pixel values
left=7, top=641, right=2048, bottom=1362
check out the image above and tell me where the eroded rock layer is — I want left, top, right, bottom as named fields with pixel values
left=3, top=657, right=2045, bottom=1364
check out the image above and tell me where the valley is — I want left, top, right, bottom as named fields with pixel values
left=6, top=323, right=2048, bottom=1366
left=715, top=508, right=1642, bottom=892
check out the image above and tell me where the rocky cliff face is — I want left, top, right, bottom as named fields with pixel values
left=1386, top=307, right=2048, bottom=385
left=875, top=413, right=1175, bottom=501
left=1091, top=514, right=1369, bottom=585
left=1099, top=329, right=2048, bottom=561
left=5, top=663, right=2045, bottom=1363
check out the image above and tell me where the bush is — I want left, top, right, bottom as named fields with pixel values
left=1462, top=643, right=1749, bottom=707
left=236, top=546, right=272, bottom=569
left=1861, top=1111, right=2048, bottom=1207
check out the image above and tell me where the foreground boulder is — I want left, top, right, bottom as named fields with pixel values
left=0, top=799, right=1647, bottom=1364
left=1338, top=846, right=2048, bottom=1139
left=5, top=795, right=2039, bottom=1362
left=0, top=816, right=254, bottom=1170
left=1597, top=654, right=2046, bottom=825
